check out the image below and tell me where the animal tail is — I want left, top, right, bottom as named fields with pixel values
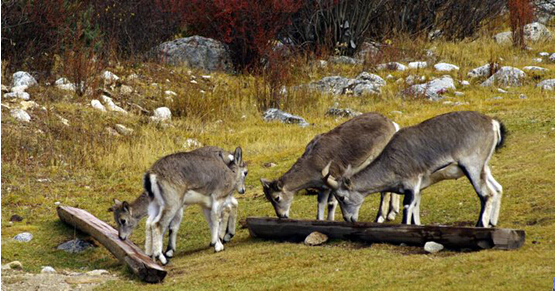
left=143, top=173, right=164, bottom=206
left=493, top=119, right=507, bottom=150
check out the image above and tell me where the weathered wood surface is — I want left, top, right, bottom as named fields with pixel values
left=57, top=206, right=166, bottom=283
left=246, top=217, right=525, bottom=250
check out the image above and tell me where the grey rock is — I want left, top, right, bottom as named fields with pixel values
left=120, top=85, right=133, bottom=95
left=481, top=66, right=526, bottom=87
left=4, top=92, right=30, bottom=100
left=326, top=107, right=362, bottom=118
left=304, top=231, right=328, bottom=246
left=519, top=94, right=527, bottom=99
left=12, top=71, right=37, bottom=88
left=408, top=61, right=427, bottom=69
left=152, top=107, right=172, bottom=121
left=454, top=91, right=465, bottom=97
left=183, top=138, right=202, bottom=149
left=424, top=241, right=444, bottom=253
left=467, top=63, right=500, bottom=79
left=91, top=100, right=106, bottom=112
left=10, top=109, right=31, bottom=122
left=114, top=124, right=134, bottom=136
left=86, top=269, right=109, bottom=276
left=7, top=261, right=23, bottom=270
left=54, top=78, right=76, bottom=91
left=461, top=80, right=470, bottom=86
left=57, top=239, right=94, bottom=253
left=263, top=108, right=309, bottom=127
left=307, top=72, right=386, bottom=96
left=101, top=95, right=127, bottom=114
left=537, top=79, right=555, bottom=91
left=403, top=75, right=455, bottom=101
left=355, top=42, right=380, bottom=60
left=101, top=71, right=120, bottom=84
left=11, top=85, right=28, bottom=93
left=151, top=36, right=233, bottom=73
left=533, top=57, right=543, bottom=63
left=524, top=22, right=552, bottom=42
left=434, top=63, right=459, bottom=72
left=497, top=88, right=508, bottom=93
left=41, top=266, right=56, bottom=274
left=550, top=53, right=555, bottom=62
left=329, top=56, right=360, bottom=65
left=523, top=66, right=549, bottom=72
left=493, top=31, right=512, bottom=44
left=14, top=232, right=33, bottom=242
left=539, top=52, right=550, bottom=57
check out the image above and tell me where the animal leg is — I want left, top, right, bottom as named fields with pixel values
left=209, top=200, right=224, bottom=252
left=152, top=206, right=179, bottom=265
left=316, top=190, right=328, bottom=220
left=326, top=190, right=338, bottom=221
left=486, top=167, right=503, bottom=227
left=376, top=192, right=391, bottom=223
left=165, top=207, right=183, bottom=258
left=219, top=204, right=231, bottom=242
left=464, top=165, right=495, bottom=227
left=224, top=197, right=238, bottom=242
left=387, top=193, right=400, bottom=221
left=401, top=191, right=415, bottom=225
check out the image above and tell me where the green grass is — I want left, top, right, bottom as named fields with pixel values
left=2, top=35, right=555, bottom=290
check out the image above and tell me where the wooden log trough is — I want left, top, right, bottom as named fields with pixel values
left=246, top=217, right=525, bottom=250
left=57, top=206, right=166, bottom=283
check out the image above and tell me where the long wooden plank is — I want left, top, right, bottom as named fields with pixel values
left=57, top=206, right=166, bottom=283
left=246, top=217, right=525, bottom=250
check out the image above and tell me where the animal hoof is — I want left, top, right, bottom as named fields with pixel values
left=165, top=249, right=174, bottom=258
left=387, top=211, right=397, bottom=221
left=214, top=241, right=224, bottom=252
left=156, top=254, right=168, bottom=265
left=376, top=216, right=385, bottom=223
left=223, top=233, right=234, bottom=243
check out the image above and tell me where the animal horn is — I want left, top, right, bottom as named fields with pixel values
left=322, top=161, right=332, bottom=178
left=325, top=173, right=339, bottom=190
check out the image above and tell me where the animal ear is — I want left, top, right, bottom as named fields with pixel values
left=260, top=178, right=271, bottom=189
left=344, top=178, right=353, bottom=190
left=234, top=147, right=243, bottom=164
left=122, top=201, right=130, bottom=212
left=275, top=180, right=283, bottom=191
left=113, top=199, right=122, bottom=206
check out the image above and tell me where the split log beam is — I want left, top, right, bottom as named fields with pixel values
left=246, top=217, right=525, bottom=250
left=57, top=206, right=166, bottom=283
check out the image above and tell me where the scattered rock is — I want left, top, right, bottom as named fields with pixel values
left=524, top=22, right=552, bottom=42
left=408, top=61, right=427, bottom=69
left=164, top=90, right=177, bottom=97
left=12, top=71, right=38, bottom=88
left=105, top=127, right=120, bottom=136
left=10, top=109, right=31, bottom=122
left=493, top=31, right=513, bottom=44
left=7, top=261, right=23, bottom=270
left=152, top=107, right=172, bottom=121
left=377, top=62, right=407, bottom=71
left=20, top=101, right=40, bottom=111
left=454, top=91, right=465, bottom=97
left=41, top=266, right=56, bottom=274
left=329, top=56, right=360, bottom=65
left=304, top=231, right=328, bottom=246
left=481, top=66, right=526, bottom=87
left=434, top=62, right=459, bottom=72
left=4, top=91, right=30, bottom=100
left=57, top=115, right=69, bottom=126
left=549, top=53, right=555, bottom=62
left=460, top=80, right=470, bottom=86
left=539, top=52, right=550, bottom=57
left=390, top=110, right=403, bottom=115
left=127, top=73, right=139, bottom=81
left=101, top=71, right=120, bottom=85
left=151, top=35, right=233, bottom=73
left=519, top=94, right=527, bottom=99
left=326, top=107, right=362, bottom=118
left=405, top=75, right=416, bottom=85
left=86, top=269, right=109, bottom=276
left=467, top=63, right=500, bottom=79
left=354, top=42, right=380, bottom=59
left=537, top=79, right=555, bottom=91
left=497, top=88, right=507, bottom=93
left=307, top=72, right=386, bottom=96
left=10, top=215, right=23, bottom=222
left=523, top=66, right=549, bottom=72
left=183, top=138, right=202, bottom=149
left=57, top=239, right=94, bottom=253
left=263, top=108, right=309, bottom=127
left=114, top=124, right=134, bottom=136
left=91, top=100, right=106, bottom=112
left=54, top=78, right=76, bottom=91
left=263, top=162, right=277, bottom=168
left=119, top=85, right=133, bottom=95
left=533, top=57, right=543, bottom=63
left=101, top=95, right=127, bottom=114
left=386, top=74, right=394, bottom=80
left=424, top=241, right=444, bottom=253
left=403, top=75, right=455, bottom=101
left=317, top=60, right=328, bottom=68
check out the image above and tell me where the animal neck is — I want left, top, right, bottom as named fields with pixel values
left=131, top=191, right=150, bottom=219
left=280, top=163, right=323, bottom=193
left=351, top=160, right=396, bottom=195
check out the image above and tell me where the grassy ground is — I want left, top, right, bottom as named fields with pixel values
left=2, top=35, right=555, bottom=290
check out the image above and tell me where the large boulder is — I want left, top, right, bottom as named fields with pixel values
left=467, top=63, right=500, bottom=79
left=308, top=72, right=386, bottom=96
left=494, top=22, right=552, bottom=44
left=403, top=75, right=455, bottom=101
left=434, top=62, right=459, bottom=72
left=152, top=36, right=233, bottom=73
left=481, top=66, right=526, bottom=87
left=12, top=71, right=37, bottom=88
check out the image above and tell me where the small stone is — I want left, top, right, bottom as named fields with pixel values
left=152, top=107, right=172, bottom=121
left=12, top=71, right=38, bottom=87
left=549, top=53, right=555, bottom=62
left=4, top=92, right=30, bottom=100
left=10, top=215, right=23, bottom=222
left=86, top=269, right=109, bottom=276
left=533, top=57, right=543, bottom=63
left=164, top=90, right=177, bottom=97
left=101, top=71, right=120, bottom=84
left=399, top=243, right=407, bottom=247
left=101, top=95, right=127, bottom=114
left=55, top=201, right=61, bottom=206
left=114, top=124, right=134, bottom=136
left=318, top=60, right=328, bottom=68
left=263, top=162, right=277, bottom=168
left=127, top=73, right=139, bottom=80
left=201, top=75, right=211, bottom=80
left=408, top=61, right=427, bottom=69
left=304, top=231, right=328, bottom=246
left=10, top=109, right=31, bottom=122
left=497, top=88, right=507, bottom=93
left=183, top=138, right=202, bottom=149
left=263, top=108, right=309, bottom=127
left=377, top=62, right=407, bottom=71
left=54, top=78, right=76, bottom=91
left=326, top=107, right=362, bottom=118
left=537, top=79, right=555, bottom=91
left=424, top=241, right=444, bottom=253
left=539, top=52, right=549, bottom=57
left=120, top=85, right=133, bottom=95
left=1, top=84, right=9, bottom=92
left=91, top=100, right=106, bottom=112
left=190, top=80, right=198, bottom=84
left=434, top=62, right=459, bottom=72
left=519, top=94, right=527, bottom=99
left=454, top=91, right=464, bottom=97
left=460, top=80, right=470, bottom=86
left=57, top=239, right=94, bottom=253
left=41, top=266, right=56, bottom=274
left=523, top=66, right=548, bottom=72
left=386, top=74, right=394, bottom=80
left=8, top=261, right=23, bottom=270
left=20, top=101, right=39, bottom=111
left=390, top=110, right=403, bottom=115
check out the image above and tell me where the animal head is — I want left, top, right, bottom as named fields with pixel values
left=322, top=162, right=364, bottom=222
left=227, top=147, right=247, bottom=194
left=260, top=178, right=294, bottom=219
left=108, top=199, right=139, bottom=240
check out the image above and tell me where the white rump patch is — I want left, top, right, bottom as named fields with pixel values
left=492, top=120, right=501, bottom=146
left=392, top=121, right=400, bottom=132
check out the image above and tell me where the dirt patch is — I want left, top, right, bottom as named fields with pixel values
left=0, top=269, right=116, bottom=291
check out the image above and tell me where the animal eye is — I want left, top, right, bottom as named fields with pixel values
left=244, top=171, right=248, bottom=176
left=274, top=196, right=281, bottom=202
left=338, top=196, right=345, bottom=202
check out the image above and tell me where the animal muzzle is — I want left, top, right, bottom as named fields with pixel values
left=238, top=187, right=246, bottom=194
left=118, top=233, right=128, bottom=240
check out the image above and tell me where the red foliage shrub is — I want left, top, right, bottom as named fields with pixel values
left=163, top=0, right=302, bottom=70
left=508, top=0, right=534, bottom=48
